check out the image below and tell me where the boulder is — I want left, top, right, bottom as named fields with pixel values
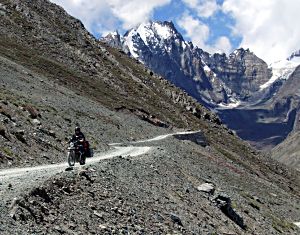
left=173, top=131, right=208, bottom=147
left=197, top=183, right=215, bottom=194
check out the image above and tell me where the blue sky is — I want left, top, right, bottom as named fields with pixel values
left=50, top=0, right=300, bottom=63
left=152, top=0, right=242, bottom=51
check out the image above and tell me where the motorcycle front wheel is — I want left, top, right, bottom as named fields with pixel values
left=67, top=150, right=75, bottom=166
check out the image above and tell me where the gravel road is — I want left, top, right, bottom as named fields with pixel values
left=0, top=130, right=197, bottom=209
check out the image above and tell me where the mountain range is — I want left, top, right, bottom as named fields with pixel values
left=0, top=0, right=299, bottom=234
left=102, top=21, right=300, bottom=168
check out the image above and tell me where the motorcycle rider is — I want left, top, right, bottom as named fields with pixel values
left=70, top=126, right=86, bottom=165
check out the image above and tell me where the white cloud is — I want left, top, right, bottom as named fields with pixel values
left=108, top=0, right=171, bottom=29
left=50, top=0, right=115, bottom=35
left=223, top=0, right=300, bottom=63
left=214, top=36, right=232, bottom=54
left=50, top=0, right=171, bottom=36
left=177, top=14, right=210, bottom=48
left=177, top=13, right=232, bottom=54
left=182, top=0, right=220, bottom=18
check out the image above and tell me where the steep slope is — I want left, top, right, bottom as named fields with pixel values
left=0, top=0, right=223, bottom=168
left=272, top=131, right=300, bottom=171
left=270, top=64, right=300, bottom=169
left=0, top=0, right=299, bottom=234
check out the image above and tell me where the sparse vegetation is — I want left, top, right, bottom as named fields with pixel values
left=2, top=147, right=13, bottom=157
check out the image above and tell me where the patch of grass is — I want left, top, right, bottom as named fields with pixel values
left=2, top=147, right=13, bottom=157
left=240, top=191, right=261, bottom=211
left=215, top=146, right=254, bottom=173
left=42, top=105, right=58, bottom=113
left=231, top=200, right=238, bottom=210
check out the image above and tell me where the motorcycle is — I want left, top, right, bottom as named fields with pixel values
left=67, top=139, right=86, bottom=166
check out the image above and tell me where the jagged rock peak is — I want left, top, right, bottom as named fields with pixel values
left=124, top=21, right=183, bottom=42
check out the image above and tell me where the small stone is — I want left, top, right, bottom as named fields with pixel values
left=99, top=224, right=107, bottom=229
left=93, top=210, right=103, bottom=218
left=170, top=213, right=183, bottom=226
left=31, top=119, right=41, bottom=125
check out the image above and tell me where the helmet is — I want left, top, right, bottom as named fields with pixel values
left=75, top=126, right=81, bottom=132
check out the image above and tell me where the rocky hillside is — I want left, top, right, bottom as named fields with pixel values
left=272, top=131, right=300, bottom=171
left=0, top=0, right=299, bottom=234
left=0, top=0, right=223, bottom=169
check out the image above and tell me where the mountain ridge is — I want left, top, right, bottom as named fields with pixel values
left=102, top=21, right=300, bottom=160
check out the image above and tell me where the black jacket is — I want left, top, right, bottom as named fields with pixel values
left=70, top=132, right=85, bottom=143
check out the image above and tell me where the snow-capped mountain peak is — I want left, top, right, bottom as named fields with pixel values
left=121, top=21, right=187, bottom=59
left=136, top=21, right=174, bottom=43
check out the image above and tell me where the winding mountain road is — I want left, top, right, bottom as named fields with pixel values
left=0, top=130, right=199, bottom=179
left=0, top=130, right=200, bottom=203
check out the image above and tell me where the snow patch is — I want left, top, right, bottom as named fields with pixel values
left=153, top=22, right=172, bottom=39
left=136, top=22, right=154, bottom=46
left=203, top=63, right=217, bottom=81
left=203, top=65, right=211, bottom=72
left=218, top=98, right=241, bottom=109
left=124, top=30, right=139, bottom=59
left=111, top=31, right=119, bottom=37
left=260, top=59, right=300, bottom=90
left=233, top=49, right=240, bottom=56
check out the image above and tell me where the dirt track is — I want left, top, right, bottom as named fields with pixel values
left=0, top=131, right=197, bottom=206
